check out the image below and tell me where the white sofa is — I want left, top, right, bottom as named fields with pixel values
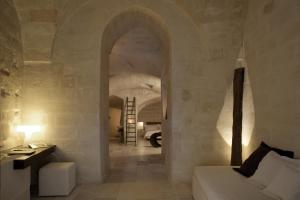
left=192, top=166, right=274, bottom=200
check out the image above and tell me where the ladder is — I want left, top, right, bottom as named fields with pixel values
left=124, top=97, right=137, bottom=145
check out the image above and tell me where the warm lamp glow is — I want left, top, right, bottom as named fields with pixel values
left=15, top=125, right=44, bottom=140
left=216, top=69, right=255, bottom=147
left=15, top=125, right=44, bottom=133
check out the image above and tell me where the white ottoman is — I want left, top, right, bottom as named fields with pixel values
left=39, top=162, right=76, bottom=196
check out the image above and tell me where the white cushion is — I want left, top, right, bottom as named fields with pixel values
left=193, top=166, right=274, bottom=200
left=144, top=124, right=161, bottom=132
left=39, top=162, right=76, bottom=196
left=261, top=166, right=300, bottom=200
left=250, top=151, right=300, bottom=187
left=281, top=156, right=300, bottom=168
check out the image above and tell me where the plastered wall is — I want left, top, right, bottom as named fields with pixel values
left=0, top=0, right=23, bottom=150
left=244, top=0, right=300, bottom=157
left=138, top=102, right=162, bottom=123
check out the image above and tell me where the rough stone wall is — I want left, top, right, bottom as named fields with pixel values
left=50, top=0, right=247, bottom=183
left=9, top=0, right=300, bottom=184
left=21, top=60, right=102, bottom=183
left=169, top=0, right=247, bottom=182
left=14, top=0, right=58, bottom=61
left=12, top=0, right=102, bottom=183
left=244, top=0, right=300, bottom=157
left=11, top=0, right=248, bottom=183
left=138, top=102, right=162, bottom=122
left=0, top=0, right=23, bottom=150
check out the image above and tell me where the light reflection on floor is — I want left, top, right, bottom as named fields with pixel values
left=32, top=137, right=193, bottom=200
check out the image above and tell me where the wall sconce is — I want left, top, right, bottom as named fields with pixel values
left=15, top=124, right=44, bottom=142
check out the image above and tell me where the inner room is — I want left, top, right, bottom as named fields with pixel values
left=1, top=1, right=300, bottom=200
left=107, top=26, right=166, bottom=181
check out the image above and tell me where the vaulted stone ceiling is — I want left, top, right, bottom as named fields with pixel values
left=13, top=0, right=246, bottom=62
left=109, top=27, right=163, bottom=109
left=110, top=27, right=163, bottom=78
left=13, top=0, right=246, bottom=109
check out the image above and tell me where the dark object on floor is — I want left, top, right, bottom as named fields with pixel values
left=234, top=142, right=294, bottom=177
left=150, top=132, right=162, bottom=148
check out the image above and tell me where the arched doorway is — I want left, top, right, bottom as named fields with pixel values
left=100, top=7, right=171, bottom=180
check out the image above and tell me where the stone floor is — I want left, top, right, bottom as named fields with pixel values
left=31, top=137, right=193, bottom=200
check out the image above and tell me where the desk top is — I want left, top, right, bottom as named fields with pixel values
left=13, top=145, right=56, bottom=169
left=0, top=145, right=56, bottom=169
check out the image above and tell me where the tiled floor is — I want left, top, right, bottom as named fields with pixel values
left=32, top=137, right=193, bottom=200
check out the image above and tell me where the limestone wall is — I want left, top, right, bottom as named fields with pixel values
left=0, top=0, right=23, bottom=150
left=50, top=0, right=247, bottom=183
left=244, top=0, right=300, bottom=157
left=21, top=60, right=102, bottom=183
left=7, top=0, right=300, bottom=185
left=14, top=0, right=58, bottom=61
left=11, top=0, right=249, bottom=183
left=138, top=102, right=162, bottom=123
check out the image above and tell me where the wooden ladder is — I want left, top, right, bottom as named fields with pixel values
left=125, top=97, right=137, bottom=145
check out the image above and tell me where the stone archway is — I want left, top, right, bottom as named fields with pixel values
left=49, top=0, right=244, bottom=183
left=100, top=6, right=171, bottom=179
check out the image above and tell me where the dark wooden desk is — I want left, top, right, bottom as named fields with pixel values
left=13, top=145, right=56, bottom=169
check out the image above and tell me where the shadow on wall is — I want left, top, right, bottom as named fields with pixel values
left=216, top=66, right=255, bottom=160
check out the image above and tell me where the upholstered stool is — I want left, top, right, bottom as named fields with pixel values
left=39, top=162, right=76, bottom=196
